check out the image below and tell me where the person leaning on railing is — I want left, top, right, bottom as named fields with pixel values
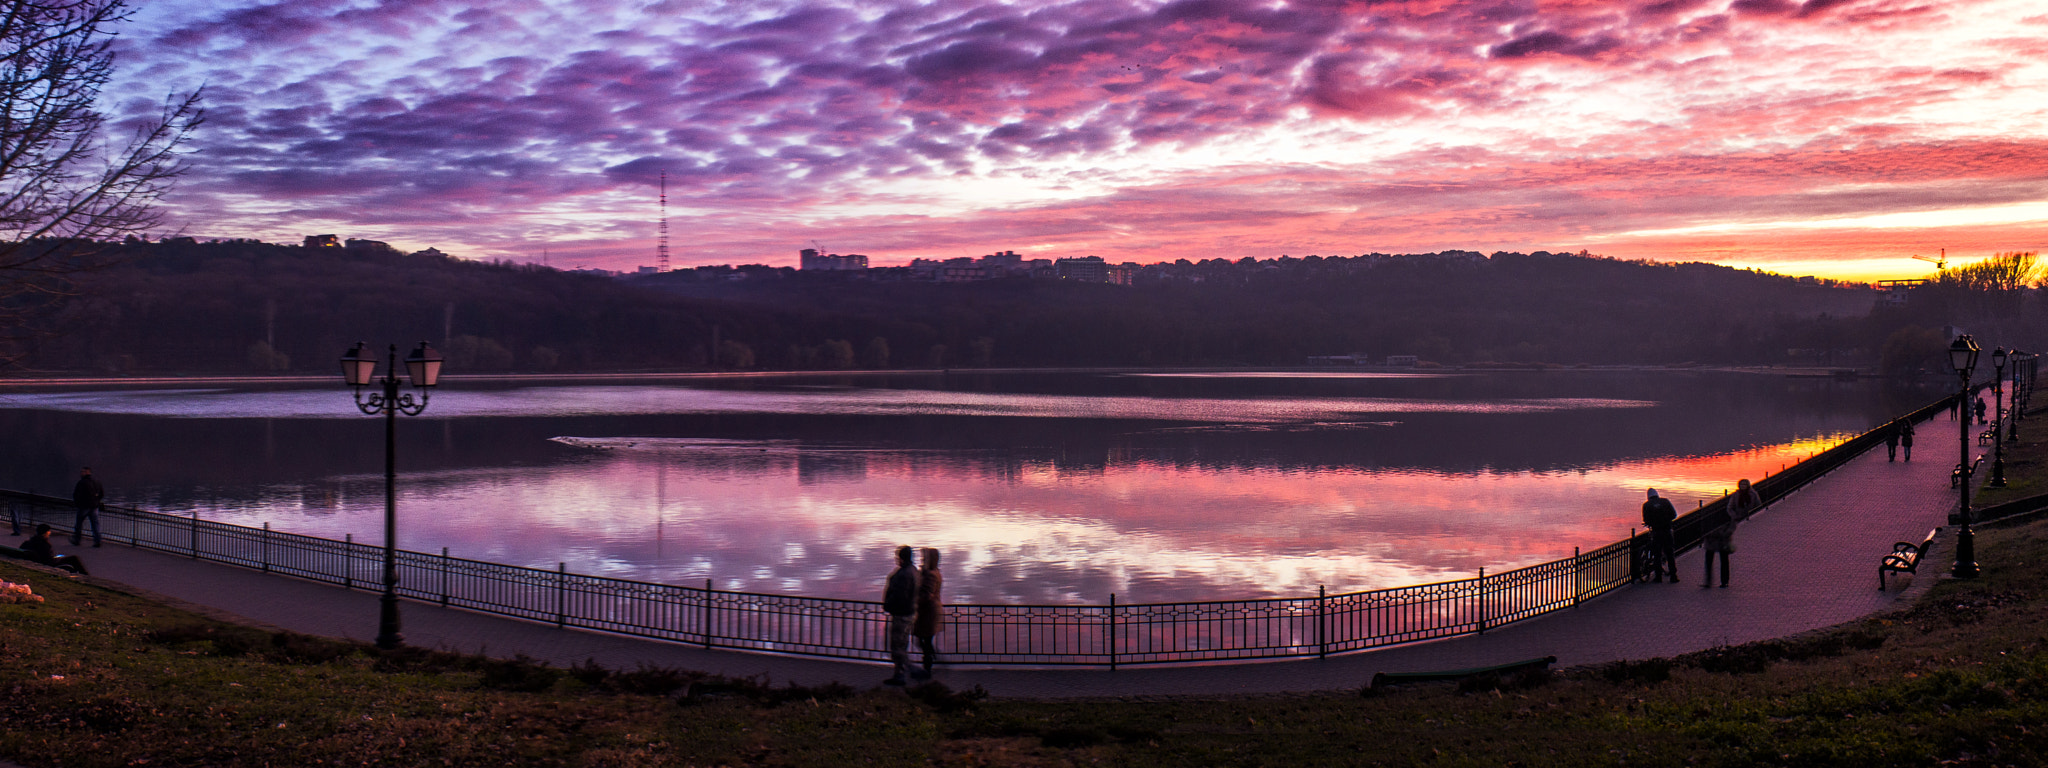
left=1642, top=489, right=1679, bottom=583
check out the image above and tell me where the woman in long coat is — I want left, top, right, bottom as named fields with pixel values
left=1705, top=479, right=1761, bottom=587
left=912, top=547, right=944, bottom=678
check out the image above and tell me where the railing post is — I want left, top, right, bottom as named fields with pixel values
left=1628, top=527, right=1638, bottom=583
left=261, top=522, right=271, bottom=573
left=703, top=578, right=714, bottom=649
left=1571, top=546, right=1581, bottom=608
left=1476, top=568, right=1487, bottom=634
left=1107, top=593, right=1118, bottom=671
left=1318, top=584, right=1328, bottom=660
left=440, top=547, right=451, bottom=607
left=343, top=534, right=354, bottom=590
left=556, top=562, right=568, bottom=628
left=190, top=509, right=199, bottom=559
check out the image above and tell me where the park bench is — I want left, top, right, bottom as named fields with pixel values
left=1952, top=455, right=1985, bottom=488
left=1879, top=528, right=1939, bottom=591
left=1979, top=428, right=1998, bottom=446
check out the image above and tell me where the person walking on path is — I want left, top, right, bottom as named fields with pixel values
left=1901, top=422, right=1915, bottom=462
left=881, top=545, right=920, bottom=686
left=20, top=524, right=88, bottom=575
left=1977, top=397, right=1988, bottom=425
left=1642, top=489, right=1679, bottom=583
left=1886, top=425, right=1900, bottom=461
left=1704, top=479, right=1762, bottom=588
left=71, top=467, right=104, bottom=547
left=912, top=547, right=944, bottom=680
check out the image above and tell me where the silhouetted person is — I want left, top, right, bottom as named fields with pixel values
left=1901, top=421, right=1915, bottom=462
left=881, top=545, right=919, bottom=686
left=912, top=547, right=944, bottom=679
left=20, top=524, right=87, bottom=575
left=1976, top=397, right=1987, bottom=425
left=71, top=467, right=104, bottom=547
left=1705, top=479, right=1761, bottom=588
left=1641, top=489, right=1678, bottom=583
left=1885, top=425, right=1900, bottom=461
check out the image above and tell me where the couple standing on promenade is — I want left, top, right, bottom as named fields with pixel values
left=1641, top=479, right=1763, bottom=588
left=882, top=545, right=945, bottom=686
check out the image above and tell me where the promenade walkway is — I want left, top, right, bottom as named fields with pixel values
left=56, top=432, right=1963, bottom=699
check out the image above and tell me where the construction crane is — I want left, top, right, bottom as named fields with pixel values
left=1913, top=248, right=1947, bottom=271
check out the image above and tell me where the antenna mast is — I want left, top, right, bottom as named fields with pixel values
left=656, top=170, right=670, bottom=273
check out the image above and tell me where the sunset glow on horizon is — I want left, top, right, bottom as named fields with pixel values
left=115, top=0, right=2048, bottom=281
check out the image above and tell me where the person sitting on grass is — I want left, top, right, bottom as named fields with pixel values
left=20, top=524, right=88, bottom=575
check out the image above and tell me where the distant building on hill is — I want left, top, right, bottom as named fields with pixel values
left=1056, top=256, right=1107, bottom=283
left=345, top=238, right=397, bottom=254
left=800, top=248, right=868, bottom=271
left=303, top=234, right=341, bottom=248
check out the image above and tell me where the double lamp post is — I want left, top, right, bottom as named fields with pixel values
left=340, top=341, right=444, bottom=650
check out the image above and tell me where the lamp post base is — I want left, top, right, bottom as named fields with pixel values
left=375, top=592, right=404, bottom=650
left=1992, top=458, right=2007, bottom=487
left=1953, top=525, right=1980, bottom=579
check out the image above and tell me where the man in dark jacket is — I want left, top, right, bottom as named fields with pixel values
left=71, top=467, right=104, bottom=547
left=1642, top=488, right=1678, bottom=583
left=21, top=524, right=88, bottom=575
left=881, top=545, right=919, bottom=686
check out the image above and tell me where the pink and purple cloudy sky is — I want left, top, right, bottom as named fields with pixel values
left=113, top=0, right=2048, bottom=280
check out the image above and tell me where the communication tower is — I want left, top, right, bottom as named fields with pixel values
left=656, top=170, right=670, bottom=272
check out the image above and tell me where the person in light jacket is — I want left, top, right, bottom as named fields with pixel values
left=1705, top=479, right=1762, bottom=588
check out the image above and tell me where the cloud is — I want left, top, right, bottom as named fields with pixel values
left=110, top=0, right=2048, bottom=276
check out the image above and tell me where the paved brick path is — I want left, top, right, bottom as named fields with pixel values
left=42, top=432, right=1964, bottom=698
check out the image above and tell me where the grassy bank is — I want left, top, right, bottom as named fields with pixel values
left=5, top=521, right=2048, bottom=765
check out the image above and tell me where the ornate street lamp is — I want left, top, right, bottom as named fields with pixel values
left=1951, top=334, right=1979, bottom=579
left=341, top=341, right=444, bottom=649
left=1992, top=348, right=2008, bottom=487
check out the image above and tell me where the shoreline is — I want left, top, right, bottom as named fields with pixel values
left=0, top=363, right=1915, bottom=388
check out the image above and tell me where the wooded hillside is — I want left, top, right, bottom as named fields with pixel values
left=3, top=240, right=2000, bottom=375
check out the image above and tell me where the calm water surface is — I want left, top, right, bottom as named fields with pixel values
left=0, top=371, right=1941, bottom=603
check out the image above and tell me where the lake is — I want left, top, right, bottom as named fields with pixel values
left=0, top=370, right=1942, bottom=603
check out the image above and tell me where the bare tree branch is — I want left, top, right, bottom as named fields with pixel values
left=0, top=0, right=202, bottom=366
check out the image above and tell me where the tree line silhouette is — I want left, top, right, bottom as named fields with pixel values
left=6, top=239, right=2038, bottom=375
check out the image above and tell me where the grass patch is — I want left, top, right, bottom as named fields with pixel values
left=3, top=512, right=2048, bottom=765
left=1960, top=411, right=2048, bottom=510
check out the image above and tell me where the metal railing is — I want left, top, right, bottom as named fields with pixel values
left=1, top=395, right=1950, bottom=667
